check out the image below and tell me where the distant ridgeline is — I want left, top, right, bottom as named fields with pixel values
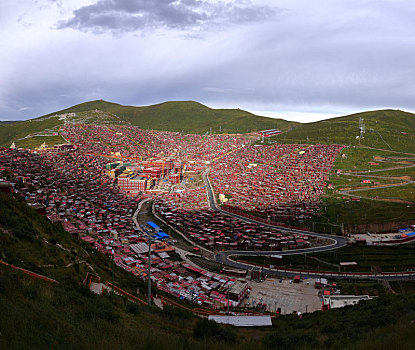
left=2, top=100, right=415, bottom=153
left=274, top=109, right=415, bottom=153
left=0, top=100, right=295, bottom=149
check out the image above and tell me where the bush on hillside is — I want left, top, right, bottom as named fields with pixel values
left=162, top=305, right=193, bottom=320
left=193, top=318, right=236, bottom=343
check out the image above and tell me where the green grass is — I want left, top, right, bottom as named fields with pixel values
left=314, top=196, right=415, bottom=227
left=0, top=266, right=241, bottom=350
left=352, top=184, right=415, bottom=202
left=262, top=293, right=415, bottom=350
left=316, top=146, right=415, bottom=227
left=4, top=264, right=415, bottom=350
left=0, top=192, right=168, bottom=299
left=33, top=99, right=296, bottom=134
left=333, top=280, right=387, bottom=296
left=235, top=244, right=415, bottom=273
left=6, top=103, right=415, bottom=155
left=372, top=166, right=415, bottom=178
left=275, top=109, right=415, bottom=153
left=0, top=115, right=62, bottom=147
left=333, top=147, right=414, bottom=171
left=328, top=174, right=402, bottom=189
left=1, top=100, right=296, bottom=148
left=71, top=110, right=129, bottom=125
left=14, top=135, right=66, bottom=149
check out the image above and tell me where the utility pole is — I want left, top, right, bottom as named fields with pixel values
left=110, top=240, right=114, bottom=297
left=147, top=237, right=152, bottom=306
left=227, top=284, right=230, bottom=315
left=190, top=288, right=197, bottom=312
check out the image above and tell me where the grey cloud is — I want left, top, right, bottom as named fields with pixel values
left=5, top=0, right=415, bottom=122
left=55, top=0, right=276, bottom=33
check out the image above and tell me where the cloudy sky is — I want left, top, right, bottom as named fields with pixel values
left=1, top=0, right=415, bottom=122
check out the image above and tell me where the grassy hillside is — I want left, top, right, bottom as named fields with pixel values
left=0, top=192, right=240, bottom=349
left=0, top=192, right=141, bottom=287
left=0, top=266, right=241, bottom=350
left=0, top=115, right=62, bottom=148
left=5, top=103, right=415, bottom=151
left=44, top=99, right=295, bottom=133
left=0, top=108, right=128, bottom=148
left=3, top=263, right=415, bottom=350
left=2, top=192, right=415, bottom=349
left=275, top=109, right=415, bottom=153
left=115, top=100, right=295, bottom=134
left=0, top=100, right=295, bottom=147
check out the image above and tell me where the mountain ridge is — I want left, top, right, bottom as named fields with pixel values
left=0, top=99, right=295, bottom=147
left=1, top=99, right=415, bottom=152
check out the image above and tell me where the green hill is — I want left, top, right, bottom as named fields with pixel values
left=275, top=109, right=415, bottom=153
left=0, top=107, right=129, bottom=148
left=0, top=100, right=295, bottom=147
left=46, top=99, right=295, bottom=134
left=4, top=103, right=415, bottom=151
left=0, top=114, right=64, bottom=148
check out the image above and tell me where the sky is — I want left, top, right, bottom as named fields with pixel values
left=1, top=0, right=415, bottom=123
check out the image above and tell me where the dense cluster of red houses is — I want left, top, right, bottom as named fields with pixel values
left=154, top=195, right=315, bottom=251
left=0, top=123, right=343, bottom=308
left=0, top=148, right=246, bottom=308
left=61, top=124, right=251, bottom=163
left=210, top=143, right=345, bottom=222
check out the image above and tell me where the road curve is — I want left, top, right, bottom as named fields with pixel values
left=215, top=253, right=415, bottom=281
left=202, top=170, right=415, bottom=280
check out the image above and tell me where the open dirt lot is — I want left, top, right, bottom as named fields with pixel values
left=244, top=277, right=322, bottom=315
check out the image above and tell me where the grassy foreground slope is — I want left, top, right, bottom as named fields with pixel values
left=2, top=192, right=415, bottom=349
left=2, top=265, right=415, bottom=350
left=0, top=192, right=242, bottom=349
left=276, top=109, right=415, bottom=153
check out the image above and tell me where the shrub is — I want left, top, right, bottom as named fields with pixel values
left=96, top=307, right=119, bottom=324
left=162, top=305, right=192, bottom=320
left=193, top=318, right=236, bottom=343
left=126, top=301, right=139, bottom=315
left=22, top=281, right=39, bottom=300
left=263, top=333, right=319, bottom=349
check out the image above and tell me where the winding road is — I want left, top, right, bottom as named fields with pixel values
left=201, top=170, right=415, bottom=281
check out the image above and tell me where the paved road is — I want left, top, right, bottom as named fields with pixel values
left=348, top=164, right=415, bottom=174
left=202, top=171, right=415, bottom=280
left=339, top=179, right=415, bottom=195
left=132, top=197, right=151, bottom=228
left=337, top=160, right=415, bottom=200
left=216, top=254, right=415, bottom=281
